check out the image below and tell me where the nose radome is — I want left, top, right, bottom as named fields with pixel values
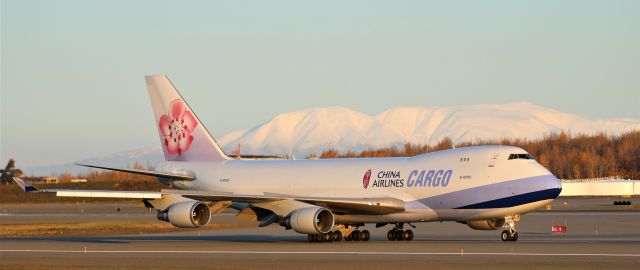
left=548, top=174, right=562, bottom=199
left=532, top=161, right=562, bottom=197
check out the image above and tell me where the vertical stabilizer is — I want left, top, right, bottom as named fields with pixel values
left=145, top=75, right=228, bottom=161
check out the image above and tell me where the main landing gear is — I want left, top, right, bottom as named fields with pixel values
left=307, top=229, right=370, bottom=242
left=386, top=223, right=414, bottom=241
left=344, top=229, right=370, bottom=241
left=501, top=215, right=520, bottom=242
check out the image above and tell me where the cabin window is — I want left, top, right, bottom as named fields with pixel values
left=508, top=154, right=533, bottom=160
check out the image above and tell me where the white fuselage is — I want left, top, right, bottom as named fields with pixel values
left=156, top=145, right=561, bottom=224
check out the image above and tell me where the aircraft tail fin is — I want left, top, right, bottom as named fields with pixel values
left=145, top=75, right=228, bottom=161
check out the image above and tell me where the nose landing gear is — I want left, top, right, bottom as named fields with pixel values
left=501, top=230, right=518, bottom=241
left=501, top=215, right=520, bottom=242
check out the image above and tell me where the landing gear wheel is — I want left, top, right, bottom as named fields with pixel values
left=352, top=230, right=361, bottom=241
left=323, top=233, right=333, bottom=242
left=361, top=230, right=371, bottom=241
left=387, top=230, right=396, bottom=241
left=501, top=230, right=518, bottom=241
left=501, top=215, right=520, bottom=242
left=501, top=230, right=510, bottom=242
left=395, top=230, right=405, bottom=241
left=403, top=230, right=414, bottom=241
left=333, top=231, right=343, bottom=241
left=308, top=234, right=317, bottom=242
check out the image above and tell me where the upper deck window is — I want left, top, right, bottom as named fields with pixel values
left=508, top=153, right=533, bottom=160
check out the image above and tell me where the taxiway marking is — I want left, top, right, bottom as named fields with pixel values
left=1, top=249, right=639, bottom=257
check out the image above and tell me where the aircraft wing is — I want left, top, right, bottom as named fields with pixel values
left=166, top=189, right=406, bottom=214
left=13, top=177, right=162, bottom=198
left=12, top=177, right=404, bottom=214
left=74, top=163, right=196, bottom=181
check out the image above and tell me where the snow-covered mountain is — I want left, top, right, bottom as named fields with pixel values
left=26, top=102, right=640, bottom=175
left=219, top=102, right=640, bottom=156
left=218, top=107, right=402, bottom=157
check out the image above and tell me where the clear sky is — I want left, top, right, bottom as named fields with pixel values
left=1, top=0, right=639, bottom=167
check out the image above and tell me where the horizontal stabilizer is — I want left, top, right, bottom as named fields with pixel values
left=75, top=163, right=196, bottom=181
left=12, top=177, right=38, bottom=192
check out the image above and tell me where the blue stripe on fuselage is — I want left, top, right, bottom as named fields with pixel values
left=414, top=174, right=561, bottom=209
left=454, top=188, right=561, bottom=209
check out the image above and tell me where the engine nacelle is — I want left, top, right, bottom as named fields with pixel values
left=157, top=201, right=211, bottom=228
left=465, top=219, right=505, bottom=230
left=285, top=207, right=334, bottom=234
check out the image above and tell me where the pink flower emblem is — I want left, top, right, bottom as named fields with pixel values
left=363, top=169, right=372, bottom=189
left=159, top=100, right=198, bottom=155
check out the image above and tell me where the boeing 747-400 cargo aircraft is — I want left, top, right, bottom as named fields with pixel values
left=13, top=76, right=562, bottom=242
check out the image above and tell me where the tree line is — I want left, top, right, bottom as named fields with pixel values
left=312, top=130, right=640, bottom=180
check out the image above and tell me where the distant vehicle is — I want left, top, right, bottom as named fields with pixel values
left=13, top=75, right=562, bottom=242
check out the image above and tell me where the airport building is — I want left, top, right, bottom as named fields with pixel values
left=560, top=177, right=640, bottom=196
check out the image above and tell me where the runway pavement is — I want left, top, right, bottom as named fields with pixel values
left=1, top=202, right=639, bottom=269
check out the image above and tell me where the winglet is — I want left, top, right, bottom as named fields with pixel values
left=13, top=177, right=39, bottom=192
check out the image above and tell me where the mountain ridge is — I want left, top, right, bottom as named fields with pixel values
left=219, top=102, right=640, bottom=156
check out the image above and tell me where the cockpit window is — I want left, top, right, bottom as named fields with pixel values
left=508, top=154, right=533, bottom=160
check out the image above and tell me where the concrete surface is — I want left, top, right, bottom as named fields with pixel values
left=1, top=200, right=639, bottom=269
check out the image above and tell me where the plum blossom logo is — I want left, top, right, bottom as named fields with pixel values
left=159, top=99, right=198, bottom=155
left=363, top=169, right=372, bottom=189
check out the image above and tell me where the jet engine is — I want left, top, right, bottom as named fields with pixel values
left=283, top=207, right=334, bottom=234
left=465, top=219, right=505, bottom=230
left=157, top=201, right=211, bottom=228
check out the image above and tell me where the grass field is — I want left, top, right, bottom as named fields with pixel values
left=0, top=221, right=254, bottom=237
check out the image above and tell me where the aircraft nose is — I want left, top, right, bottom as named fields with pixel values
left=546, top=174, right=563, bottom=199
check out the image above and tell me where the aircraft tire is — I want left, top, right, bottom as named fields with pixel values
left=501, top=230, right=510, bottom=241
left=395, top=230, right=405, bottom=241
left=323, top=233, right=333, bottom=242
left=308, top=234, right=317, bottom=242
left=404, top=230, right=414, bottom=241
left=353, top=230, right=362, bottom=241
left=333, top=231, right=342, bottom=241
left=511, top=232, right=518, bottom=241
left=361, top=230, right=370, bottom=241
left=387, top=230, right=395, bottom=241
